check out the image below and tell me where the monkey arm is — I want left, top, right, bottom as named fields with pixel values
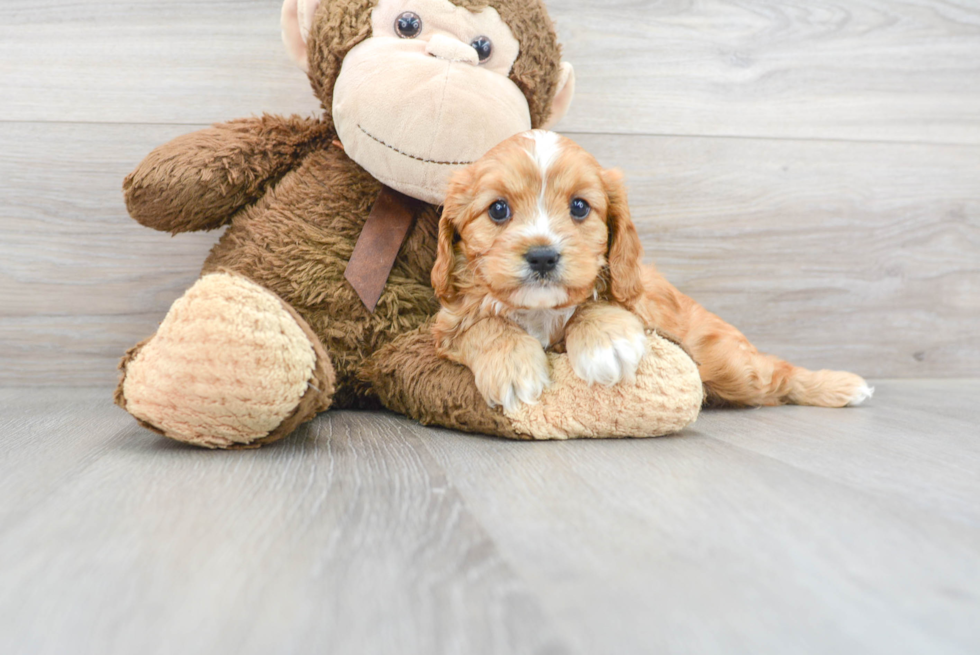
left=123, top=114, right=334, bottom=234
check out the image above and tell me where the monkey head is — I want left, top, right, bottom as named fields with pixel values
left=282, top=0, right=575, bottom=204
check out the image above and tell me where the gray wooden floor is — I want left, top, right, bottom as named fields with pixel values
left=2, top=1, right=978, bottom=652
left=1, top=381, right=978, bottom=655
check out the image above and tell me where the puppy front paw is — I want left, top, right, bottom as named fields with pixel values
left=472, top=339, right=550, bottom=413
left=567, top=311, right=648, bottom=387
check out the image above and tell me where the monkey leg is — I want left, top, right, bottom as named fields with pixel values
left=115, top=272, right=335, bottom=449
left=361, top=325, right=703, bottom=440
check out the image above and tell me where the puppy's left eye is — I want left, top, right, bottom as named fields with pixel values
left=570, top=198, right=591, bottom=220
left=488, top=199, right=511, bottom=224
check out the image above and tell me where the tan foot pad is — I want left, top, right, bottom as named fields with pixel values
left=505, top=330, right=704, bottom=440
left=364, top=327, right=703, bottom=441
left=120, top=273, right=320, bottom=448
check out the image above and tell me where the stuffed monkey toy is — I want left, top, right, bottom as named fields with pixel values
left=114, top=0, right=704, bottom=448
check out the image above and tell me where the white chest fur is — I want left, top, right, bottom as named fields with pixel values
left=509, top=307, right=577, bottom=348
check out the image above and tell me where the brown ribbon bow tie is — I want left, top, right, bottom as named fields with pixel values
left=344, top=186, right=423, bottom=313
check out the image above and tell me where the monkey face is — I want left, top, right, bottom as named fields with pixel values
left=331, top=0, right=535, bottom=205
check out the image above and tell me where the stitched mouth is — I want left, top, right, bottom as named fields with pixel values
left=358, top=125, right=475, bottom=167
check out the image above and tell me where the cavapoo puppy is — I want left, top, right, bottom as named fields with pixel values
left=432, top=130, right=872, bottom=412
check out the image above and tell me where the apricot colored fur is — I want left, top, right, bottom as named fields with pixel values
left=432, top=132, right=869, bottom=410
left=431, top=133, right=652, bottom=411
left=119, top=0, right=680, bottom=445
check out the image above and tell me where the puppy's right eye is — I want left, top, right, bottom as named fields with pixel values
left=570, top=198, right=592, bottom=220
left=395, top=12, right=422, bottom=38
left=488, top=200, right=511, bottom=224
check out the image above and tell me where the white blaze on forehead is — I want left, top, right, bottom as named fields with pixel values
left=524, top=129, right=564, bottom=176
left=520, top=130, right=565, bottom=244
left=520, top=207, right=561, bottom=242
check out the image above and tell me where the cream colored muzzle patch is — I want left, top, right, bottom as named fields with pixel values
left=332, top=0, right=530, bottom=204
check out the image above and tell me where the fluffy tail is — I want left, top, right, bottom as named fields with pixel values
left=699, top=348, right=874, bottom=408
left=683, top=321, right=873, bottom=408
left=785, top=367, right=874, bottom=407
left=635, top=267, right=873, bottom=408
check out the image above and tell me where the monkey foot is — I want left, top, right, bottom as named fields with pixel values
left=363, top=327, right=704, bottom=441
left=115, top=272, right=335, bottom=449
left=505, top=329, right=704, bottom=439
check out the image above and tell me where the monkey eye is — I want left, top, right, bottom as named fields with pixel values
left=488, top=199, right=511, bottom=223
left=471, top=36, right=493, bottom=63
left=570, top=198, right=591, bottom=221
left=395, top=12, right=422, bottom=39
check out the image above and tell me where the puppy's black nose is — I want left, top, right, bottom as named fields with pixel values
left=525, top=246, right=561, bottom=275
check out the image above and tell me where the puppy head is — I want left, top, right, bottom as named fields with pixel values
left=432, top=130, right=644, bottom=310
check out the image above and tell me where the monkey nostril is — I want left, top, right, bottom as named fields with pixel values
left=424, top=34, right=479, bottom=65
left=525, top=247, right=561, bottom=275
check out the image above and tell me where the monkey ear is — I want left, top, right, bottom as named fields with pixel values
left=281, top=0, right=320, bottom=72
left=541, top=63, right=576, bottom=131
left=603, top=168, right=645, bottom=306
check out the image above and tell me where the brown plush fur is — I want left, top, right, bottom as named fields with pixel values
left=359, top=323, right=527, bottom=439
left=306, top=0, right=563, bottom=131
left=117, top=0, right=571, bottom=442
left=116, top=0, right=713, bottom=447
left=201, top=142, right=441, bottom=409
left=124, top=116, right=335, bottom=234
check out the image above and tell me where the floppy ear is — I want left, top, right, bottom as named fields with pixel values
left=281, top=0, right=320, bottom=71
left=603, top=168, right=645, bottom=306
left=431, top=211, right=459, bottom=304
left=432, top=167, right=476, bottom=303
